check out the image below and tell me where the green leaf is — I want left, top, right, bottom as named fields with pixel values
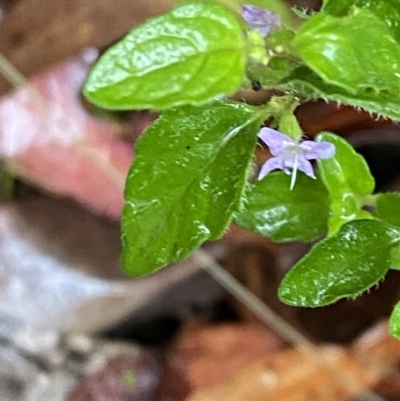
left=322, top=0, right=353, bottom=16
left=293, top=10, right=400, bottom=98
left=376, top=193, right=400, bottom=270
left=390, top=245, right=400, bottom=270
left=234, top=172, right=330, bottom=242
left=278, top=220, right=400, bottom=307
left=122, top=101, right=262, bottom=276
left=389, top=300, right=400, bottom=339
left=376, top=192, right=400, bottom=229
left=316, top=132, right=374, bottom=196
left=323, top=0, right=400, bottom=42
left=84, top=2, right=246, bottom=110
left=281, top=66, right=400, bottom=121
left=316, top=132, right=374, bottom=234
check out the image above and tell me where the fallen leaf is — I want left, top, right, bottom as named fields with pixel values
left=0, top=54, right=134, bottom=219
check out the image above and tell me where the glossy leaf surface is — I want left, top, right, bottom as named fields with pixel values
left=316, top=132, right=374, bottom=234
left=293, top=10, right=400, bottom=99
left=323, top=0, right=400, bottom=42
left=279, top=220, right=400, bottom=307
left=321, top=0, right=354, bottom=15
left=84, top=2, right=246, bottom=110
left=316, top=133, right=374, bottom=197
left=234, top=172, right=330, bottom=242
left=122, top=102, right=261, bottom=276
left=389, top=300, right=400, bottom=339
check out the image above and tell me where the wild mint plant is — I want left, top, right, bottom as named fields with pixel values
left=83, top=0, right=400, bottom=338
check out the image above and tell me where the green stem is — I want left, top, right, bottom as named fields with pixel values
left=361, top=193, right=379, bottom=208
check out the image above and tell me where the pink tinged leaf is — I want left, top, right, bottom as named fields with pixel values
left=258, top=157, right=284, bottom=180
left=258, top=128, right=294, bottom=155
left=0, top=56, right=135, bottom=220
left=301, top=141, right=335, bottom=160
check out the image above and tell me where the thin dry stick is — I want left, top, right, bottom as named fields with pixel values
left=0, top=53, right=27, bottom=88
left=193, top=248, right=385, bottom=401
left=0, top=52, right=48, bottom=109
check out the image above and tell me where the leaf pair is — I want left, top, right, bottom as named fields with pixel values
left=82, top=0, right=400, bottom=338
left=83, top=2, right=267, bottom=276
left=276, top=135, right=400, bottom=311
left=234, top=131, right=374, bottom=240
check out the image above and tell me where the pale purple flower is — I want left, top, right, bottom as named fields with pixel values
left=258, top=127, right=335, bottom=189
left=242, top=4, right=281, bottom=36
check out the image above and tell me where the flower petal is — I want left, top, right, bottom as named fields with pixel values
left=242, top=4, right=281, bottom=36
left=297, top=158, right=315, bottom=179
left=301, top=141, right=335, bottom=160
left=258, top=128, right=294, bottom=155
left=258, top=157, right=284, bottom=180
